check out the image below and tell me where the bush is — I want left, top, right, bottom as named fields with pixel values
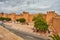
left=0, top=17, right=11, bottom=21
left=16, top=18, right=26, bottom=23
left=0, top=17, right=5, bottom=21
left=4, top=18, right=11, bottom=21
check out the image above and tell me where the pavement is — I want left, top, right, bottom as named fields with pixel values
left=4, top=22, right=49, bottom=36
left=0, top=22, right=52, bottom=40
left=2, top=23, right=52, bottom=40
left=4, top=27, right=46, bottom=40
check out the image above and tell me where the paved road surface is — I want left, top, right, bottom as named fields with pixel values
left=1, top=24, right=49, bottom=40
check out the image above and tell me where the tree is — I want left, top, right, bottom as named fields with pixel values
left=33, top=14, right=48, bottom=32
left=50, top=34, right=60, bottom=40
left=32, top=14, right=45, bottom=21
left=16, top=18, right=26, bottom=23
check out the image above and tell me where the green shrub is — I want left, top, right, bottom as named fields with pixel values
left=4, top=18, right=11, bottom=21
left=0, top=17, right=4, bottom=21
left=16, top=18, right=26, bottom=23
left=33, top=14, right=48, bottom=32
left=0, top=17, right=11, bottom=21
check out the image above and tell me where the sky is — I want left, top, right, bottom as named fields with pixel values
left=0, top=0, right=60, bottom=14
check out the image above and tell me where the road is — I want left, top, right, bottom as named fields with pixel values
left=1, top=24, right=49, bottom=40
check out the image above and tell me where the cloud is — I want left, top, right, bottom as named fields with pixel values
left=0, top=0, right=60, bottom=14
left=28, top=4, right=51, bottom=9
left=0, top=2, right=4, bottom=4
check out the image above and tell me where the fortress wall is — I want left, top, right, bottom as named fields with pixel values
left=0, top=11, right=59, bottom=23
left=2, top=13, right=9, bottom=18
left=0, top=13, right=3, bottom=17
left=52, top=18, right=60, bottom=35
left=22, top=12, right=29, bottom=22
left=46, top=11, right=57, bottom=24
left=16, top=15, right=23, bottom=19
left=45, top=11, right=60, bottom=35
left=0, top=12, right=49, bottom=23
left=27, top=15, right=33, bottom=22
left=9, top=13, right=16, bottom=21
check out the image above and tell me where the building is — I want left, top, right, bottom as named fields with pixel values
left=46, top=11, right=60, bottom=36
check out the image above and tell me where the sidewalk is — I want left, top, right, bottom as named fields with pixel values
left=0, top=26, right=24, bottom=40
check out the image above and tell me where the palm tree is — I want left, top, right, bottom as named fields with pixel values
left=50, top=34, right=60, bottom=40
